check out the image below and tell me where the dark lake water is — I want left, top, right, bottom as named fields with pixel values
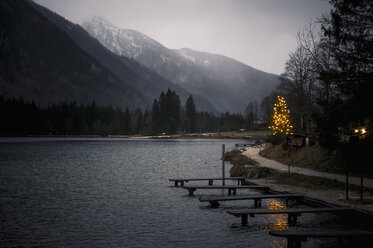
left=0, top=138, right=369, bottom=247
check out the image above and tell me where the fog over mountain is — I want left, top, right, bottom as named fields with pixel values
left=34, top=0, right=331, bottom=75
left=0, top=0, right=215, bottom=112
left=83, top=17, right=281, bottom=113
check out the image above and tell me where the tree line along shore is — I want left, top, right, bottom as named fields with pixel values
left=0, top=90, right=260, bottom=137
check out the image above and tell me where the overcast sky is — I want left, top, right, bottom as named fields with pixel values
left=34, top=0, right=331, bottom=75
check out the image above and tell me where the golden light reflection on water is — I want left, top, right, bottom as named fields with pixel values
left=264, top=199, right=288, bottom=248
left=263, top=199, right=289, bottom=231
left=268, top=239, right=287, bottom=248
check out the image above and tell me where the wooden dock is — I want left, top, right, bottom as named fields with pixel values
left=182, top=185, right=269, bottom=196
left=199, top=194, right=304, bottom=208
left=170, top=175, right=373, bottom=247
left=169, top=177, right=246, bottom=187
left=235, top=143, right=254, bottom=147
left=227, top=207, right=352, bottom=226
left=269, top=230, right=373, bottom=248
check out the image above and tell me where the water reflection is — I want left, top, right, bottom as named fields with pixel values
left=264, top=199, right=288, bottom=248
left=268, top=239, right=287, bottom=248
left=263, top=199, right=289, bottom=231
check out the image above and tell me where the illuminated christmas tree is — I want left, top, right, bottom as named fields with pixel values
left=269, top=96, right=293, bottom=136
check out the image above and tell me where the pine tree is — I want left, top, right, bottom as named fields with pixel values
left=151, top=99, right=161, bottom=135
left=136, top=111, right=143, bottom=134
left=185, top=95, right=197, bottom=133
left=124, top=108, right=131, bottom=134
left=163, top=89, right=181, bottom=134
left=269, top=96, right=293, bottom=136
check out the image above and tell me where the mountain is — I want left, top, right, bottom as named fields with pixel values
left=0, top=0, right=147, bottom=110
left=83, top=17, right=281, bottom=113
left=30, top=2, right=216, bottom=112
left=0, top=0, right=215, bottom=112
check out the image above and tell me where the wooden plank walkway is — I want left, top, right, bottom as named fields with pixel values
left=235, top=143, right=254, bottom=147
left=169, top=177, right=246, bottom=187
left=182, top=185, right=270, bottom=196
left=269, top=230, right=373, bottom=248
left=227, top=207, right=352, bottom=226
left=199, top=194, right=304, bottom=208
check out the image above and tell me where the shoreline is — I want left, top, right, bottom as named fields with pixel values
left=238, top=147, right=373, bottom=213
left=252, top=177, right=373, bottom=213
left=0, top=132, right=268, bottom=140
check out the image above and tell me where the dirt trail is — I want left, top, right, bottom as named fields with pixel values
left=242, top=147, right=373, bottom=189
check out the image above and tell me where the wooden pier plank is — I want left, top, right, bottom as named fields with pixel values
left=182, top=185, right=270, bottom=196
left=269, top=230, right=373, bottom=238
left=269, top=230, right=373, bottom=248
left=169, top=177, right=246, bottom=187
left=227, top=206, right=352, bottom=216
left=183, top=185, right=268, bottom=190
left=199, top=194, right=304, bottom=202
left=227, top=207, right=352, bottom=226
left=199, top=194, right=304, bottom=208
left=169, top=177, right=246, bottom=182
left=235, top=143, right=254, bottom=147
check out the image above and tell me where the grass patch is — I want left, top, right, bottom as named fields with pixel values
left=271, top=170, right=344, bottom=189
left=259, top=144, right=346, bottom=174
left=225, top=150, right=258, bottom=166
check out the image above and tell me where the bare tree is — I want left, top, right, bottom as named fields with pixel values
left=279, top=36, right=317, bottom=136
left=297, top=22, right=340, bottom=107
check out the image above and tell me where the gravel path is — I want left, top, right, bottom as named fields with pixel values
left=242, top=147, right=373, bottom=189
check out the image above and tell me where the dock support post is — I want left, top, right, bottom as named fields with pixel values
left=288, top=237, right=302, bottom=248
left=210, top=201, right=220, bottom=208
left=222, top=144, right=225, bottom=186
left=360, top=174, right=364, bottom=201
left=346, top=171, right=349, bottom=200
left=287, top=213, right=299, bottom=226
left=254, top=199, right=262, bottom=208
left=188, top=188, right=196, bottom=196
left=241, top=214, right=248, bottom=226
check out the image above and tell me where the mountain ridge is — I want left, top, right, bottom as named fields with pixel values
left=0, top=0, right=216, bottom=112
left=0, top=0, right=145, bottom=110
left=28, top=8, right=216, bottom=112
left=82, top=17, right=281, bottom=113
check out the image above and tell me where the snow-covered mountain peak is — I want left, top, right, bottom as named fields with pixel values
left=81, top=17, right=280, bottom=112
left=82, top=16, right=165, bottom=59
left=176, top=48, right=212, bottom=66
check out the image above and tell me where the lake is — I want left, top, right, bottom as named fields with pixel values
left=0, top=138, right=367, bottom=247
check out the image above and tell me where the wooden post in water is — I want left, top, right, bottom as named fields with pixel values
left=222, top=144, right=225, bottom=186
left=360, top=174, right=364, bottom=201
left=345, top=171, right=349, bottom=200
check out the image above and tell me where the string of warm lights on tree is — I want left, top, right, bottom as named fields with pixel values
left=269, top=95, right=293, bottom=136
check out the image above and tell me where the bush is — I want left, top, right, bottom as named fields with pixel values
left=225, top=150, right=258, bottom=177
left=247, top=167, right=273, bottom=179
left=224, top=150, right=257, bottom=166
left=268, top=133, right=285, bottom=145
